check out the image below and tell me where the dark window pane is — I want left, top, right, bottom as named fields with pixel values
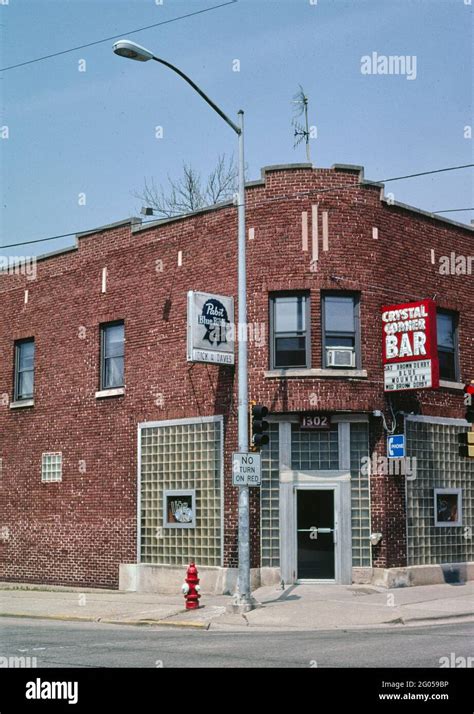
left=105, top=356, right=124, bottom=389
left=438, top=350, right=456, bottom=381
left=104, top=324, right=124, bottom=358
left=275, top=336, right=306, bottom=367
left=18, top=370, right=34, bottom=399
left=437, top=313, right=455, bottom=351
left=324, top=296, right=354, bottom=333
left=325, top=335, right=355, bottom=348
left=19, top=341, right=35, bottom=370
left=275, top=296, right=305, bottom=333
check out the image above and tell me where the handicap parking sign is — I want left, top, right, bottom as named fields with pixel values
left=387, top=434, right=405, bottom=459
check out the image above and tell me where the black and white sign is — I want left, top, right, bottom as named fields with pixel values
left=187, top=291, right=235, bottom=365
left=232, top=453, right=261, bottom=486
left=384, top=360, right=434, bottom=392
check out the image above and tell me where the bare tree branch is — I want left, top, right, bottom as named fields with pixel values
left=133, top=154, right=239, bottom=218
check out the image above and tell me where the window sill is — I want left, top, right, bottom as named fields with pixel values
left=9, top=399, right=34, bottom=409
left=95, top=387, right=125, bottom=399
left=439, top=380, right=464, bottom=391
left=264, top=368, right=367, bottom=379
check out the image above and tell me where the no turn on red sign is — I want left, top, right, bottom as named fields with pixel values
left=232, top=453, right=261, bottom=487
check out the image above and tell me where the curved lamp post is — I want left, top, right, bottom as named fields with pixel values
left=113, top=40, right=253, bottom=612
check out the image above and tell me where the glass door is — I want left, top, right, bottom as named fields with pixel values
left=297, top=489, right=335, bottom=580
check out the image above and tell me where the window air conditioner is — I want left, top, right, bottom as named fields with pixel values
left=326, top=347, right=355, bottom=368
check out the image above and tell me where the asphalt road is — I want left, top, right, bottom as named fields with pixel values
left=0, top=617, right=473, bottom=668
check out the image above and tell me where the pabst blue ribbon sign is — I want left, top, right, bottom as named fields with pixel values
left=187, top=291, right=235, bottom=365
left=382, top=299, right=439, bottom=392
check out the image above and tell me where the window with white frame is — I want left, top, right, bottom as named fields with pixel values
left=322, top=293, right=360, bottom=369
left=100, top=321, right=125, bottom=390
left=269, top=293, right=310, bottom=369
left=41, top=453, right=62, bottom=482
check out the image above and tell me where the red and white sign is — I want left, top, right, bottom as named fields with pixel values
left=382, top=299, right=439, bottom=392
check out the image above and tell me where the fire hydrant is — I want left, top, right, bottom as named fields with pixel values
left=182, top=562, right=201, bottom=610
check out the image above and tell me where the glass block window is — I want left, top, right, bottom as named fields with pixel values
left=140, top=418, right=222, bottom=567
left=406, top=420, right=474, bottom=566
left=260, top=424, right=280, bottom=567
left=41, top=453, right=62, bottom=482
left=291, top=424, right=339, bottom=470
left=350, top=423, right=371, bottom=567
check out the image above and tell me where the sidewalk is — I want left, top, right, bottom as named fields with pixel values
left=1, top=581, right=473, bottom=631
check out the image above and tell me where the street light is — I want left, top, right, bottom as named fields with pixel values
left=112, top=40, right=154, bottom=62
left=113, top=39, right=254, bottom=612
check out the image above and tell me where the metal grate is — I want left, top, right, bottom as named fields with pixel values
left=41, top=453, right=62, bottom=482
left=140, top=419, right=222, bottom=567
left=260, top=424, right=280, bottom=567
left=406, top=420, right=474, bottom=566
left=291, top=424, right=339, bottom=470
left=350, top=423, right=371, bottom=567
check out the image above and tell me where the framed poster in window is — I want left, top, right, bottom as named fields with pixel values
left=434, top=488, right=462, bottom=527
left=163, top=490, right=196, bottom=529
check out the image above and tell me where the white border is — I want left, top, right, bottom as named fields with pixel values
left=163, top=489, right=196, bottom=529
left=187, top=290, right=235, bottom=365
left=137, top=415, right=224, bottom=566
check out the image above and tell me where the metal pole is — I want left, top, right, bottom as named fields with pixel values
left=152, top=56, right=240, bottom=135
left=122, top=48, right=253, bottom=610
left=234, top=110, right=253, bottom=612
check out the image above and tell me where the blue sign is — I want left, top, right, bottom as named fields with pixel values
left=387, top=434, right=405, bottom=459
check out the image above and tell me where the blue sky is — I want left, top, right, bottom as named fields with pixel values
left=1, top=0, right=472, bottom=258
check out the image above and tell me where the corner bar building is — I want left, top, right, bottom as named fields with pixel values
left=1, top=164, right=473, bottom=592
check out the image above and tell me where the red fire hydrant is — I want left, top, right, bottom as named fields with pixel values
left=182, top=562, right=201, bottom=610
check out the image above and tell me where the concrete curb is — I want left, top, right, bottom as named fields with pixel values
left=0, top=611, right=210, bottom=630
left=209, top=611, right=474, bottom=632
left=2, top=609, right=473, bottom=631
left=395, top=611, right=474, bottom=626
left=102, top=618, right=210, bottom=629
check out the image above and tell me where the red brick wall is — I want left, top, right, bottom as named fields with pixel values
left=1, top=165, right=472, bottom=585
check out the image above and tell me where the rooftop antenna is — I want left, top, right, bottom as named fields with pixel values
left=292, top=85, right=312, bottom=164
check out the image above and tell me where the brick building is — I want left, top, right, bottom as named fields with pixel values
left=1, top=163, right=473, bottom=592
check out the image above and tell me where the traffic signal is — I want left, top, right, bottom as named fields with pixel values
left=464, top=382, right=474, bottom=423
left=459, top=431, right=474, bottom=458
left=250, top=403, right=269, bottom=450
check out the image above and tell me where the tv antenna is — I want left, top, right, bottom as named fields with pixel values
left=292, top=85, right=312, bottom=163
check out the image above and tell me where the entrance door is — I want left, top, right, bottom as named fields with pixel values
left=296, top=489, right=335, bottom=580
